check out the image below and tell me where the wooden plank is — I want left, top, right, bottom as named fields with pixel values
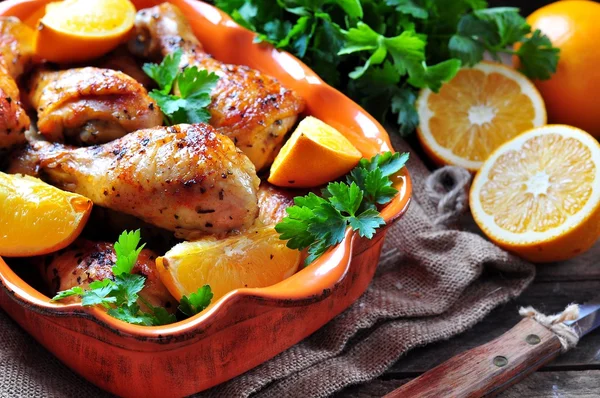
left=384, top=280, right=600, bottom=377
left=459, top=215, right=600, bottom=282
left=334, top=371, right=600, bottom=397
left=534, top=244, right=600, bottom=281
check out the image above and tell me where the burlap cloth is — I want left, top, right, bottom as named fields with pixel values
left=0, top=136, right=536, bottom=397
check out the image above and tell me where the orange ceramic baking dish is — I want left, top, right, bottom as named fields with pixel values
left=0, top=0, right=412, bottom=396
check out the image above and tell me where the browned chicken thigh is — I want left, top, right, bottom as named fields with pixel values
left=11, top=123, right=260, bottom=238
left=40, top=240, right=177, bottom=312
left=27, top=67, right=163, bottom=145
left=0, top=17, right=33, bottom=150
left=129, top=3, right=305, bottom=171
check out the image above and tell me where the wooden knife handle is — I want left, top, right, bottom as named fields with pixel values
left=384, top=317, right=562, bottom=398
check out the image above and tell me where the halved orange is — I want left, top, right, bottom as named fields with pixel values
left=156, top=226, right=301, bottom=301
left=0, top=172, right=92, bottom=257
left=34, top=0, right=136, bottom=63
left=470, top=125, right=600, bottom=263
left=417, top=62, right=547, bottom=172
left=268, top=116, right=363, bottom=188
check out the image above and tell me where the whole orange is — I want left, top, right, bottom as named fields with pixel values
left=524, top=1, right=600, bottom=137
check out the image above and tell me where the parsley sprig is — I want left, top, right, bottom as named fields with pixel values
left=143, top=49, right=220, bottom=125
left=275, top=151, right=408, bottom=265
left=52, top=230, right=213, bottom=325
left=214, top=1, right=559, bottom=135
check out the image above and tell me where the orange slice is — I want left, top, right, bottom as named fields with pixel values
left=156, top=226, right=301, bottom=301
left=417, top=62, right=547, bottom=172
left=0, top=172, right=92, bottom=257
left=268, top=116, right=363, bottom=188
left=34, top=0, right=136, bottom=63
left=470, top=125, right=600, bottom=263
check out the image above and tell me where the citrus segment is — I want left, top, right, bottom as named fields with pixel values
left=470, top=125, right=600, bottom=262
left=34, top=0, right=136, bottom=63
left=0, top=172, right=92, bottom=257
left=417, top=62, right=546, bottom=171
left=268, top=116, right=363, bottom=188
left=156, top=226, right=301, bottom=302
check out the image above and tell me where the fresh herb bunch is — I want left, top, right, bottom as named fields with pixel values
left=52, top=230, right=213, bottom=325
left=276, top=151, right=408, bottom=265
left=213, top=0, right=559, bottom=135
left=143, top=49, right=220, bottom=125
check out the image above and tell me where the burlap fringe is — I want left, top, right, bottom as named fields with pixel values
left=519, top=304, right=580, bottom=352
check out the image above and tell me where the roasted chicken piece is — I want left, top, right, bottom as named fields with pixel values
left=129, top=2, right=305, bottom=171
left=10, top=123, right=260, bottom=238
left=40, top=240, right=177, bottom=312
left=0, top=17, right=34, bottom=150
left=257, top=182, right=295, bottom=226
left=97, top=47, right=155, bottom=88
left=27, top=67, right=162, bottom=145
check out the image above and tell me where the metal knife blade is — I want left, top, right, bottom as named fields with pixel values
left=565, top=296, right=600, bottom=338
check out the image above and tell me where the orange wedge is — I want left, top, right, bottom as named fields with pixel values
left=156, top=226, right=301, bottom=302
left=34, top=0, right=136, bottom=63
left=417, top=62, right=547, bottom=172
left=0, top=172, right=92, bottom=257
left=470, top=125, right=600, bottom=263
left=268, top=116, right=363, bottom=188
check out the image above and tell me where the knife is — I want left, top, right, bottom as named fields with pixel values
left=384, top=298, right=600, bottom=398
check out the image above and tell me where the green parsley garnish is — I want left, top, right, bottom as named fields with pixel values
left=214, top=1, right=559, bottom=135
left=143, top=49, right=220, bottom=125
left=178, top=285, right=214, bottom=317
left=275, top=151, right=408, bottom=265
left=52, top=230, right=213, bottom=326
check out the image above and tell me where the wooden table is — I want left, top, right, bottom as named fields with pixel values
left=336, top=250, right=600, bottom=397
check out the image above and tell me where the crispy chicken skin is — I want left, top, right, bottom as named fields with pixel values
left=11, top=123, right=260, bottom=238
left=257, top=182, right=295, bottom=225
left=27, top=67, right=163, bottom=145
left=129, top=3, right=305, bottom=171
left=40, top=240, right=177, bottom=312
left=0, top=17, right=34, bottom=150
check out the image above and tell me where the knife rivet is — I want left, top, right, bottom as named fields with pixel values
left=493, top=356, right=508, bottom=367
left=526, top=334, right=541, bottom=345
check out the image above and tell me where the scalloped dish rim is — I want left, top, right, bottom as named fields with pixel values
left=0, top=0, right=412, bottom=341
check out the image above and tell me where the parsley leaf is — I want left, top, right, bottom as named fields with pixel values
left=449, top=7, right=558, bottom=79
left=81, top=280, right=117, bottom=307
left=385, top=0, right=428, bottom=20
left=349, top=208, right=385, bottom=239
left=113, top=230, right=145, bottom=276
left=112, top=273, right=146, bottom=307
left=142, top=50, right=182, bottom=93
left=144, top=49, right=220, bottom=125
left=390, top=88, right=419, bottom=136
left=516, top=30, right=560, bottom=80
left=179, top=285, right=214, bottom=317
left=108, top=304, right=156, bottom=326
left=276, top=151, right=409, bottom=265
left=51, top=286, right=84, bottom=301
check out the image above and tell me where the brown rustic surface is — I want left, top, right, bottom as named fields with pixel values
left=337, top=256, right=600, bottom=397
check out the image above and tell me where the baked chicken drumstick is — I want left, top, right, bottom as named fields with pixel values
left=27, top=67, right=163, bottom=145
left=11, top=123, right=260, bottom=238
left=129, top=2, right=305, bottom=170
left=40, top=240, right=177, bottom=312
left=0, top=17, right=34, bottom=150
